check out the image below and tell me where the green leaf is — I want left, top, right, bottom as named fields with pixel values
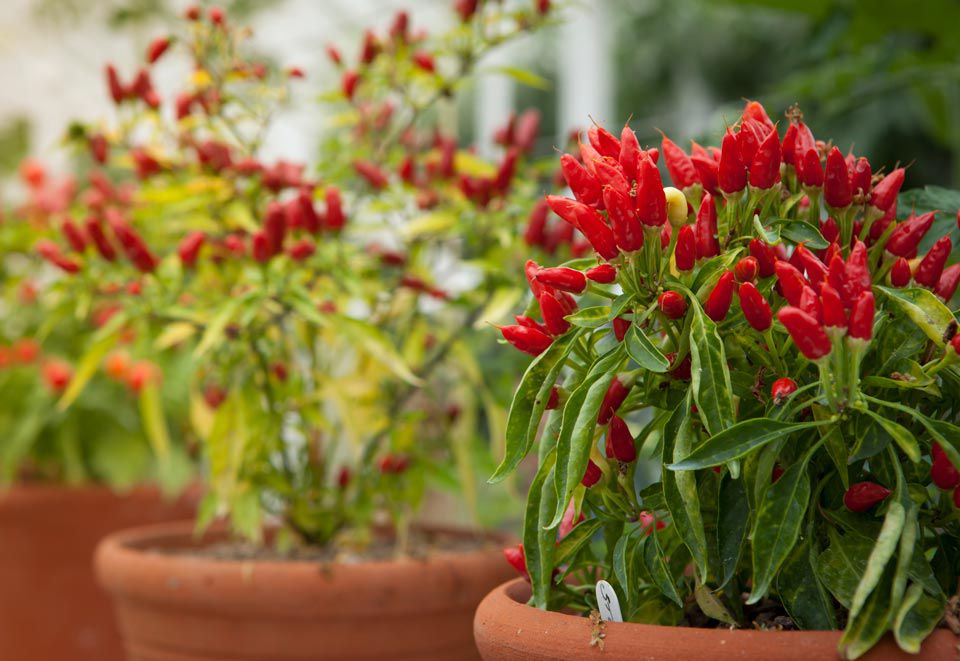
left=892, top=583, right=945, bottom=654
left=565, top=305, right=611, bottom=328
left=838, top=569, right=895, bottom=661
left=862, top=409, right=920, bottom=463
left=817, top=527, right=868, bottom=609
left=717, top=474, right=750, bottom=589
left=661, top=397, right=709, bottom=581
left=523, top=450, right=558, bottom=609
left=194, top=298, right=243, bottom=357
left=770, top=217, right=829, bottom=249
left=57, top=330, right=118, bottom=411
left=877, top=286, right=955, bottom=347
left=688, top=302, right=735, bottom=436
left=778, top=540, right=837, bottom=630
left=848, top=500, right=905, bottom=620
left=336, top=316, right=422, bottom=386
left=486, top=65, right=551, bottom=90
left=643, top=525, right=683, bottom=607
left=556, top=519, right=602, bottom=566
left=748, top=458, right=812, bottom=604
left=491, top=330, right=583, bottom=482
left=694, top=584, right=737, bottom=625
left=625, top=324, right=669, bottom=372
left=668, top=418, right=830, bottom=470
left=139, top=382, right=171, bottom=462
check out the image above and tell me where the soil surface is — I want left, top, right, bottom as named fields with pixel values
left=154, top=528, right=500, bottom=563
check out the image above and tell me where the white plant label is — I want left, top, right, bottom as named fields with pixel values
left=595, top=579, right=623, bottom=622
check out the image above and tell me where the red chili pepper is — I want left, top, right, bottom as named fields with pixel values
left=848, top=290, right=875, bottom=342
left=931, top=445, right=960, bottom=490
left=597, top=376, right=630, bottom=424
left=790, top=121, right=817, bottom=167
left=635, top=154, right=667, bottom=227
left=661, top=136, right=699, bottom=189
left=411, top=51, right=435, bottom=72
left=353, top=160, right=389, bottom=189
left=110, top=221, right=157, bottom=273
left=588, top=126, right=621, bottom=160
left=602, top=185, right=644, bottom=251
left=742, top=100, right=776, bottom=132
left=658, top=291, right=687, bottom=320
left=734, top=256, right=759, bottom=283
left=668, top=353, right=692, bottom=380
left=578, top=141, right=603, bottom=175
left=586, top=264, right=617, bottom=283
left=748, top=127, right=781, bottom=190
left=705, top=271, right=735, bottom=322
left=851, top=157, right=872, bottom=197
left=771, top=377, right=797, bottom=405
left=287, top=238, right=316, bottom=262
left=36, top=240, right=81, bottom=274
left=612, top=317, right=630, bottom=342
left=695, top=193, right=720, bottom=258
left=774, top=261, right=808, bottom=306
left=178, top=231, right=205, bottom=268
left=503, top=544, right=528, bottom=580
left=886, top=211, right=936, bottom=257
left=581, top=459, right=603, bottom=487
left=454, top=0, right=479, bottom=21
left=538, top=292, right=571, bottom=336
left=823, top=147, right=852, bottom=208
left=798, top=285, right=822, bottom=322
left=914, top=236, right=952, bottom=288
left=146, top=36, right=172, bottom=64
left=536, top=267, right=587, bottom=294
left=869, top=168, right=905, bottom=213
left=889, top=257, right=912, bottom=288
left=843, top=482, right=892, bottom=512
left=819, top=219, right=839, bottom=246
left=798, top=149, right=823, bottom=188
left=749, top=239, right=777, bottom=278
left=42, top=359, right=73, bottom=392
left=516, top=315, right=550, bottom=336
left=820, top=281, right=847, bottom=329
left=251, top=231, right=271, bottom=263
left=61, top=219, right=87, bottom=253
left=606, top=415, right=636, bottom=463
left=378, top=453, right=410, bottom=475
left=84, top=217, right=116, bottom=261
left=263, top=201, right=286, bottom=256
left=691, top=155, right=719, bottom=195
left=544, top=196, right=619, bottom=260
left=501, top=324, right=553, bottom=356
left=546, top=386, right=561, bottom=410
left=936, top=264, right=960, bottom=301
left=89, top=133, right=108, bottom=164
left=737, top=120, right=763, bottom=166
left=738, top=282, right=772, bottom=332
left=777, top=306, right=832, bottom=360
left=792, top=244, right=827, bottom=292
left=675, top=225, right=696, bottom=271
left=619, top=125, right=641, bottom=182
left=718, top=129, right=747, bottom=194
left=781, top=124, right=798, bottom=166
left=524, top=199, right=549, bottom=247
left=105, top=64, right=125, bottom=104
left=559, top=154, right=603, bottom=208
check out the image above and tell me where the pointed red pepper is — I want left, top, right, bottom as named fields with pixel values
left=848, top=290, right=875, bottom=342
left=503, top=544, right=528, bottom=579
left=691, top=155, right=719, bottom=195
left=661, top=136, right=699, bottom=189
left=658, top=291, right=687, bottom=320
left=593, top=158, right=631, bottom=198
left=695, top=193, right=720, bottom=258
left=515, top=315, right=550, bottom=336
left=61, top=219, right=87, bottom=253
left=851, top=157, right=872, bottom=197
left=85, top=217, right=116, bottom=261
left=791, top=121, right=816, bottom=168
left=704, top=271, right=736, bottom=322
left=749, top=238, right=777, bottom=278
left=936, top=264, right=960, bottom=301
left=843, top=482, right=892, bottom=512
left=606, top=415, right=637, bottom=463
left=619, top=125, right=641, bottom=182
left=931, top=444, right=960, bottom=490
left=846, top=240, right=872, bottom=298
left=777, top=307, right=831, bottom=360
left=824, top=147, right=852, bottom=208
left=252, top=231, right=271, bottom=263
left=738, top=120, right=764, bottom=166
left=798, top=149, right=823, bottom=188
left=178, top=231, right=205, bottom=268
left=820, top=218, right=839, bottom=245
left=718, top=129, right=747, bottom=194
left=869, top=168, right=905, bottom=213
left=613, top=317, right=630, bottom=342
left=781, top=124, right=798, bottom=166
left=914, top=236, right=952, bottom=288
left=635, top=154, right=667, bottom=227
left=886, top=212, right=936, bottom=257
left=749, top=126, right=781, bottom=190
left=536, top=267, right=587, bottom=294
left=738, top=282, right=772, bottom=332
left=820, top=281, right=847, bottom=330
left=545, top=196, right=619, bottom=260
left=588, top=125, right=621, bottom=159
left=890, top=257, right=912, bottom=287
left=586, top=264, right=617, bottom=283
left=742, top=100, right=775, bottom=132
left=538, top=291, right=571, bottom=336
left=735, top=256, right=759, bottom=283
left=559, top=154, right=603, bottom=208
left=501, top=325, right=553, bottom=356
left=775, top=261, right=810, bottom=307
left=675, top=225, right=696, bottom=271
left=581, top=459, right=603, bottom=487
left=603, top=185, right=644, bottom=251
left=798, top=285, right=823, bottom=322
left=598, top=376, right=630, bottom=424
left=794, top=243, right=828, bottom=291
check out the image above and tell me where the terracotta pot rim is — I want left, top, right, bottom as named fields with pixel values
left=477, top=578, right=959, bottom=653
left=0, top=482, right=185, bottom=506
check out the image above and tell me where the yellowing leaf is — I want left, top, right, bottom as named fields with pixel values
left=57, top=331, right=118, bottom=411
left=139, top=383, right=171, bottom=462
left=454, top=151, right=497, bottom=178
left=400, top=211, right=457, bottom=239
left=154, top=322, right=197, bottom=350
left=474, top=288, right=522, bottom=328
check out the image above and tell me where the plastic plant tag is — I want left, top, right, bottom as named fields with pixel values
left=595, top=579, right=623, bottom=622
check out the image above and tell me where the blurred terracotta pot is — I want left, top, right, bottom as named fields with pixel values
left=0, top=484, right=196, bottom=661
left=474, top=578, right=957, bottom=661
left=96, top=520, right=515, bottom=660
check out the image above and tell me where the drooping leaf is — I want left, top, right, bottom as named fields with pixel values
left=565, top=306, right=612, bottom=328
left=778, top=540, right=837, bottom=630
left=643, top=524, right=683, bottom=607
left=877, top=286, right=955, bottom=347
left=717, top=473, right=750, bottom=589
left=668, top=418, right=830, bottom=470
left=688, top=303, right=735, bottom=436
left=848, top=500, right=905, bottom=620
left=523, top=450, right=557, bottom=609
left=892, top=583, right=945, bottom=654
left=838, top=569, right=896, bottom=661
left=862, top=409, right=920, bottom=463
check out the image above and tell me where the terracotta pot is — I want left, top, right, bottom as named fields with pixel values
left=0, top=484, right=197, bottom=661
left=96, top=520, right=516, bottom=660
left=474, top=578, right=958, bottom=661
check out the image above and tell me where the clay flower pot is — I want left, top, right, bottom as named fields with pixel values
left=474, top=579, right=957, bottom=661
left=96, top=520, right=516, bottom=660
left=0, top=484, right=196, bottom=661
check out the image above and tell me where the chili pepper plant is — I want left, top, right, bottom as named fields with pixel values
left=495, top=101, right=960, bottom=659
left=27, top=1, right=563, bottom=550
